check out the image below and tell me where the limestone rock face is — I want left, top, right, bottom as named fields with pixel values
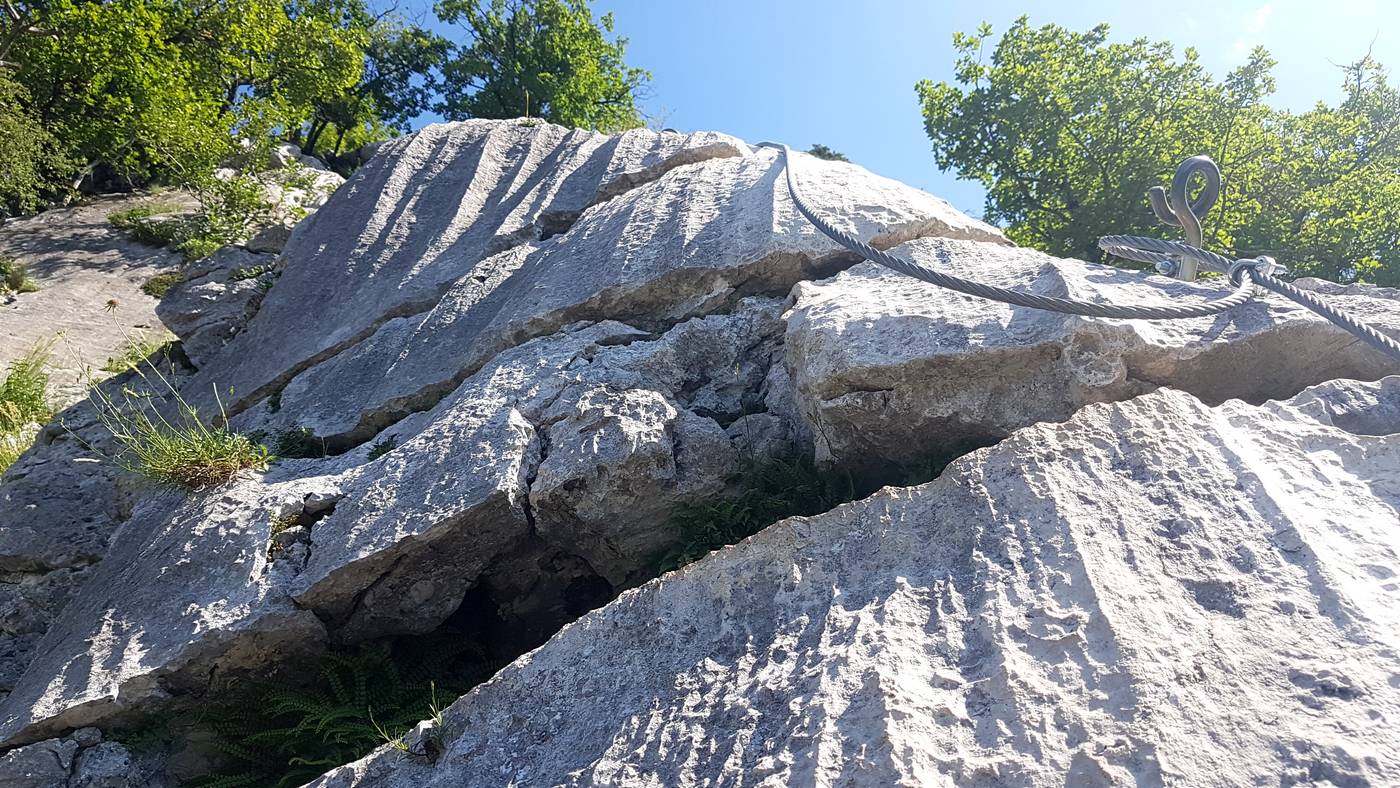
left=785, top=239, right=1400, bottom=477
left=0, top=728, right=153, bottom=788
left=310, top=375, right=1400, bottom=788
left=153, top=246, right=272, bottom=368
left=186, top=123, right=766, bottom=415
left=3, top=118, right=1398, bottom=788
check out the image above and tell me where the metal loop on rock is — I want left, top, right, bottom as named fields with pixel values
left=1148, top=155, right=1220, bottom=249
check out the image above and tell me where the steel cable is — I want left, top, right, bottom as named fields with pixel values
left=1096, top=234, right=1400, bottom=361
left=776, top=143, right=1400, bottom=362
left=773, top=144, right=1256, bottom=320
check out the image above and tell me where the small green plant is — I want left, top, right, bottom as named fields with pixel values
left=0, top=256, right=39, bottom=294
left=0, top=343, right=53, bottom=471
left=198, top=636, right=492, bottom=787
left=269, top=512, right=301, bottom=538
left=271, top=426, right=327, bottom=459
left=650, top=457, right=855, bottom=574
left=366, top=435, right=397, bottom=461
left=112, top=169, right=328, bottom=263
left=231, top=262, right=277, bottom=281
left=83, top=353, right=268, bottom=488
left=141, top=271, right=185, bottom=298
left=102, top=330, right=175, bottom=373
left=109, top=201, right=187, bottom=229
left=266, top=511, right=303, bottom=559
left=109, top=202, right=189, bottom=248
left=370, top=681, right=447, bottom=761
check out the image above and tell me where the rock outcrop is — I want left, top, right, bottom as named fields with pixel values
left=2, top=118, right=1397, bottom=786
left=312, top=374, right=1400, bottom=787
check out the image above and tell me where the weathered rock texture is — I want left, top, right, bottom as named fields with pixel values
left=154, top=246, right=273, bottom=368
left=313, top=375, right=1400, bottom=787
left=0, top=193, right=191, bottom=407
left=785, top=241, right=1400, bottom=478
left=2, top=118, right=1398, bottom=788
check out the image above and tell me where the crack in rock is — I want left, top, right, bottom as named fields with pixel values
left=305, top=375, right=1400, bottom=788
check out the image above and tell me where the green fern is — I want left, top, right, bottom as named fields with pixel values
left=196, top=635, right=498, bottom=787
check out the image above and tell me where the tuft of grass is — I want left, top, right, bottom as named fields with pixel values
left=0, top=257, right=39, bottom=294
left=231, top=262, right=276, bottom=281
left=366, top=435, right=397, bottom=461
left=102, top=330, right=175, bottom=373
left=0, top=343, right=53, bottom=471
left=83, top=353, right=268, bottom=489
left=109, top=203, right=189, bottom=248
left=141, top=271, right=185, bottom=299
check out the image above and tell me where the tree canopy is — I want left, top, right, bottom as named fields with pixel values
left=806, top=144, right=849, bottom=162
left=917, top=18, right=1400, bottom=285
left=0, top=0, right=649, bottom=217
left=434, top=0, right=649, bottom=131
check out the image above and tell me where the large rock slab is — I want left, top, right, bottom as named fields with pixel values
left=230, top=138, right=1006, bottom=447
left=785, top=238, right=1400, bottom=477
left=0, top=193, right=191, bottom=407
left=0, top=298, right=793, bottom=746
left=186, top=123, right=760, bottom=412
left=0, top=120, right=1005, bottom=729
left=310, top=375, right=1400, bottom=787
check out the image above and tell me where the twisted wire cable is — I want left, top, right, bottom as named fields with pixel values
left=774, top=145, right=1256, bottom=320
left=1245, top=268, right=1400, bottom=361
left=1098, top=234, right=1400, bottom=362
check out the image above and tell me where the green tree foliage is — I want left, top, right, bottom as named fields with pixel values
left=917, top=18, right=1400, bottom=284
left=0, top=71, right=70, bottom=216
left=11, top=0, right=235, bottom=186
left=1, top=0, right=652, bottom=214
left=806, top=143, right=849, bottom=162
left=2, top=0, right=441, bottom=201
left=302, top=13, right=450, bottom=161
left=434, top=0, right=650, bottom=132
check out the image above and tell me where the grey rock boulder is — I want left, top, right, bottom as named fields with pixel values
left=0, top=729, right=151, bottom=788
left=240, top=144, right=1006, bottom=448
left=310, top=375, right=1400, bottom=787
left=183, top=122, right=766, bottom=415
left=244, top=223, right=292, bottom=254
left=784, top=238, right=1400, bottom=477
left=0, top=736, right=79, bottom=788
left=0, top=299, right=793, bottom=745
left=154, top=246, right=272, bottom=368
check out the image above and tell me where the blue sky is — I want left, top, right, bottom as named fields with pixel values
left=404, top=0, right=1400, bottom=219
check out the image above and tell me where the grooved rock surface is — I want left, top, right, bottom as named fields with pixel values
left=311, top=376, right=1400, bottom=788
left=226, top=136, right=1005, bottom=447
left=185, top=123, right=759, bottom=413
